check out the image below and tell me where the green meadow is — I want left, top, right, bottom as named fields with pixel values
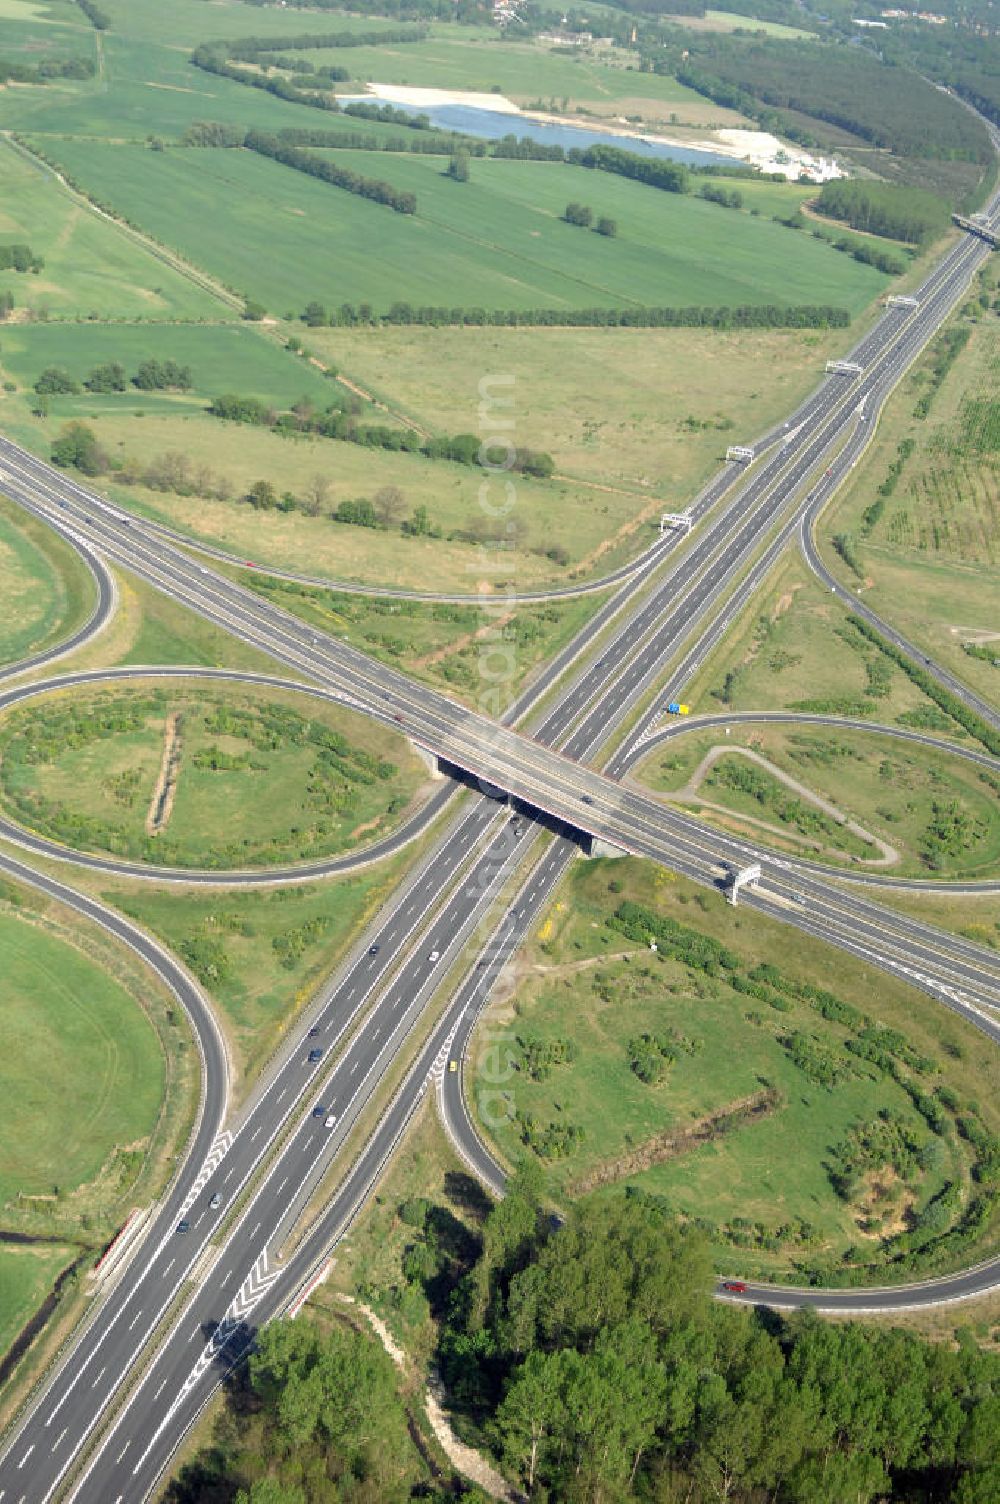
left=31, top=141, right=889, bottom=315
left=0, top=498, right=94, bottom=665
left=0, top=907, right=164, bottom=1210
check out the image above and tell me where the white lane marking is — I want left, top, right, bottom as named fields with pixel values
left=116, top=1441, right=130, bottom=1462
left=92, top=1366, right=107, bottom=1388
left=52, top=1428, right=67, bottom=1451
left=350, top=1060, right=359, bottom=1076
left=276, top=1088, right=287, bottom=1103
left=153, top=1377, right=169, bottom=1401
left=276, top=1176, right=288, bottom=1195
left=249, top=1222, right=261, bottom=1239
left=194, top=1212, right=205, bottom=1229
left=127, top=1311, right=143, bottom=1331
left=17, top=1446, right=34, bottom=1469
left=163, top=1258, right=175, bottom=1276
left=223, top=1167, right=235, bottom=1183
left=250, top=1126, right=262, bottom=1142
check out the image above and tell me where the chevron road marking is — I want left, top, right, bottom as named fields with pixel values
left=178, top=1132, right=233, bottom=1216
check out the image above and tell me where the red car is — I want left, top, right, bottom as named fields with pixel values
left=721, top=1281, right=748, bottom=1294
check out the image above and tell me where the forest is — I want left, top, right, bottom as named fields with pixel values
left=164, top=1186, right=1000, bottom=1503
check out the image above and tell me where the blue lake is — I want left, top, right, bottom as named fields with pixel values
left=341, top=97, right=735, bottom=169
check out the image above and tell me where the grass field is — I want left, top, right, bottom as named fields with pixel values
left=0, top=139, right=226, bottom=321
left=109, top=851, right=417, bottom=1087
left=677, top=552, right=964, bottom=731
left=316, top=323, right=853, bottom=493
left=0, top=496, right=95, bottom=666
left=8, top=406, right=666, bottom=591
left=676, top=9, right=818, bottom=38
left=819, top=312, right=999, bottom=705
left=0, top=682, right=426, bottom=869
left=0, top=323, right=338, bottom=416
left=471, top=857, right=1000, bottom=1280
left=636, top=722, right=1000, bottom=878
left=0, top=906, right=164, bottom=1212
left=31, top=141, right=889, bottom=316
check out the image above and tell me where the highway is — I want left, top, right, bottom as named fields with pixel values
left=0, top=184, right=996, bottom=1501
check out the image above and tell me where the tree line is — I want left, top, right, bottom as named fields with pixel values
left=76, top=0, right=110, bottom=28
left=225, top=24, right=428, bottom=59
left=208, top=392, right=556, bottom=476
left=34, top=359, right=192, bottom=398
left=302, top=300, right=851, bottom=329
left=243, top=128, right=417, bottom=214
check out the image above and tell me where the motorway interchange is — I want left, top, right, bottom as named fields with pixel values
left=0, top=178, right=998, bottom=1502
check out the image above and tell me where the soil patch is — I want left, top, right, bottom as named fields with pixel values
left=569, top=1086, right=781, bottom=1196
left=145, top=710, right=182, bottom=837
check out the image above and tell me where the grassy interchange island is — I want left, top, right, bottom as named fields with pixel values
left=0, top=683, right=427, bottom=869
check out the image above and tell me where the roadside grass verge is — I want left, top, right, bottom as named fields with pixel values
left=678, top=552, right=968, bottom=733
left=0, top=494, right=96, bottom=668
left=245, top=575, right=612, bottom=708
left=0, top=873, right=198, bottom=1248
left=104, top=846, right=425, bottom=1092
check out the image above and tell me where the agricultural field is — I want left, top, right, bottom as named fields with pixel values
left=0, top=323, right=338, bottom=417
left=0, top=139, right=226, bottom=322
left=0, top=496, right=94, bottom=667
left=31, top=141, right=890, bottom=317
left=820, top=308, right=1000, bottom=704
left=635, top=722, right=1000, bottom=878
left=109, top=851, right=419, bottom=1088
left=677, top=552, right=961, bottom=730
left=470, top=857, right=1000, bottom=1282
left=316, top=322, right=855, bottom=493
left=0, top=682, right=427, bottom=870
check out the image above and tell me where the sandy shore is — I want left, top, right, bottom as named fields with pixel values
left=356, top=84, right=842, bottom=179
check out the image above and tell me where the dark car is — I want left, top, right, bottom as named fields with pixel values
left=721, top=1281, right=747, bottom=1294
left=177, top=1219, right=190, bottom=1234
left=581, top=794, right=594, bottom=806
left=209, top=1193, right=222, bottom=1211
left=308, top=1048, right=323, bottom=1063
left=369, top=943, right=380, bottom=956
left=312, top=1104, right=326, bottom=1118
left=308, top=1026, right=320, bottom=1037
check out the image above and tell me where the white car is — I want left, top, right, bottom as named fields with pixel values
left=324, top=1114, right=336, bottom=1129
left=429, top=949, right=440, bottom=963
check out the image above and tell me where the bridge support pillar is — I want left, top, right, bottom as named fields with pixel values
left=409, top=741, right=444, bottom=780
left=581, top=834, right=628, bottom=860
